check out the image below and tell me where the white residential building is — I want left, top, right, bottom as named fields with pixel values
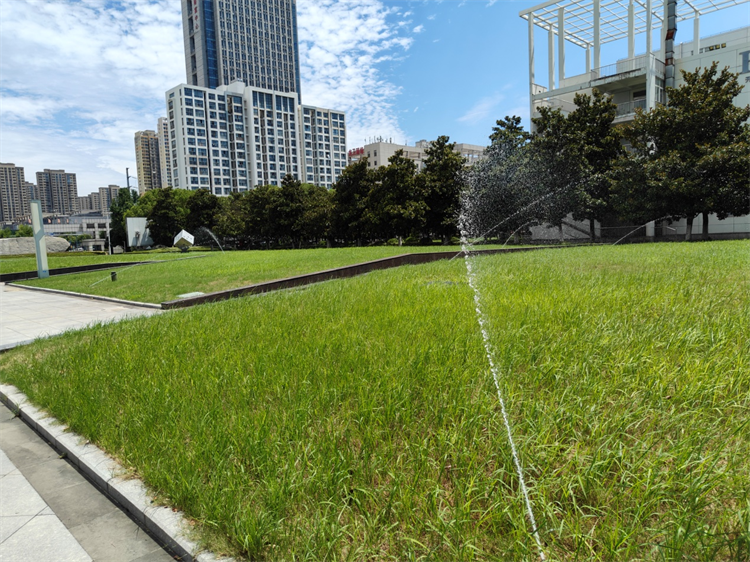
left=181, top=0, right=301, bottom=98
left=157, top=117, right=173, bottom=188
left=165, top=81, right=346, bottom=194
left=520, top=0, right=750, bottom=125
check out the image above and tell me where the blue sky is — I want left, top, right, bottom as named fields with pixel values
left=1, top=0, right=748, bottom=194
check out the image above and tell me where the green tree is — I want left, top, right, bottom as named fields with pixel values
left=331, top=159, right=375, bottom=244
left=300, top=184, right=334, bottom=245
left=619, top=63, right=750, bottom=240
left=278, top=175, right=306, bottom=247
left=420, top=136, right=466, bottom=243
left=246, top=184, right=284, bottom=246
left=16, top=224, right=33, bottom=237
left=530, top=91, right=622, bottom=241
left=365, top=150, right=424, bottom=243
left=109, top=188, right=139, bottom=247
left=529, top=106, right=583, bottom=239
left=185, top=188, right=220, bottom=234
left=565, top=90, right=623, bottom=240
left=462, top=117, right=531, bottom=243
left=490, top=115, right=530, bottom=150
left=214, top=192, right=251, bottom=247
left=146, top=188, right=190, bottom=246
left=60, top=234, right=92, bottom=249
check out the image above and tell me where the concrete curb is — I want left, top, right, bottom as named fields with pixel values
left=0, top=383, right=232, bottom=562
left=5, top=283, right=162, bottom=310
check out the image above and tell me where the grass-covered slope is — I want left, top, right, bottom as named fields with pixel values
left=0, top=250, right=191, bottom=275
left=15, top=246, right=472, bottom=303
left=1, top=241, right=748, bottom=561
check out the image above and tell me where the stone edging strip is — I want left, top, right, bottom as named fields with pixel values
left=5, top=283, right=162, bottom=310
left=0, top=383, right=232, bottom=562
left=161, top=246, right=552, bottom=309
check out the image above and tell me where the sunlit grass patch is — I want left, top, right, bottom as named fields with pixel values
left=1, top=240, right=748, bottom=560
left=14, top=246, right=476, bottom=303
left=0, top=251, right=192, bottom=275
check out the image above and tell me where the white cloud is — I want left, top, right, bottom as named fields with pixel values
left=296, top=0, right=410, bottom=149
left=457, top=93, right=506, bottom=125
left=0, top=0, right=410, bottom=193
left=413, top=24, right=425, bottom=33
left=0, top=0, right=184, bottom=193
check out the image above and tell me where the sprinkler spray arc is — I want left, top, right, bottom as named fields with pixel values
left=458, top=207, right=547, bottom=561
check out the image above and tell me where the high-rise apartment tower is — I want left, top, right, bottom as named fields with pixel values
left=0, top=163, right=31, bottom=222
left=181, top=0, right=301, bottom=99
left=36, top=169, right=78, bottom=215
left=157, top=117, right=173, bottom=188
left=134, top=130, right=162, bottom=194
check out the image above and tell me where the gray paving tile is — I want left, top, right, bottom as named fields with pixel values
left=0, top=474, right=47, bottom=516
left=0, top=450, right=15, bottom=476
left=0, top=514, right=92, bottom=562
left=0, top=284, right=160, bottom=351
left=68, top=511, right=174, bottom=562
left=0, top=423, right=59, bottom=470
left=128, top=549, right=180, bottom=562
left=0, top=515, right=33, bottom=542
left=17, top=455, right=88, bottom=498
left=43, top=481, right=119, bottom=529
left=0, top=402, right=176, bottom=562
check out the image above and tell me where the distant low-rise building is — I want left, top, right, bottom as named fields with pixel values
left=348, top=139, right=486, bottom=170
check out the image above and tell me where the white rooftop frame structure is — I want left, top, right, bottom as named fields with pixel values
left=520, top=0, right=748, bottom=50
left=520, top=0, right=749, bottom=122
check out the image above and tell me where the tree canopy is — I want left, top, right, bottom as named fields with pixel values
left=617, top=63, right=750, bottom=240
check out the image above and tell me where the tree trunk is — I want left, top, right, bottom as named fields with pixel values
left=701, top=212, right=710, bottom=240
left=558, top=224, right=564, bottom=244
left=514, top=232, right=520, bottom=244
left=589, top=217, right=596, bottom=243
left=685, top=215, right=694, bottom=241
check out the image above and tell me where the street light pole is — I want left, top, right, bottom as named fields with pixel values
left=124, top=168, right=138, bottom=252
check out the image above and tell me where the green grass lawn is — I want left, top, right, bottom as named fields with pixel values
left=14, top=246, right=476, bottom=303
left=0, top=250, right=195, bottom=275
left=1, top=241, right=748, bottom=561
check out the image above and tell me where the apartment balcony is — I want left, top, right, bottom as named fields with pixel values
left=532, top=96, right=578, bottom=116
left=591, top=54, right=665, bottom=83
left=613, top=99, right=647, bottom=122
left=539, top=54, right=666, bottom=100
left=533, top=96, right=652, bottom=122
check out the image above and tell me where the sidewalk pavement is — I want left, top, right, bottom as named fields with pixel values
left=0, top=283, right=174, bottom=561
left=0, top=283, right=161, bottom=351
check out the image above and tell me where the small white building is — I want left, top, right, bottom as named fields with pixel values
left=348, top=139, right=486, bottom=171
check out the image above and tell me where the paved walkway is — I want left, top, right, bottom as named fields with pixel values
left=0, top=283, right=173, bottom=561
left=0, top=284, right=160, bottom=351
